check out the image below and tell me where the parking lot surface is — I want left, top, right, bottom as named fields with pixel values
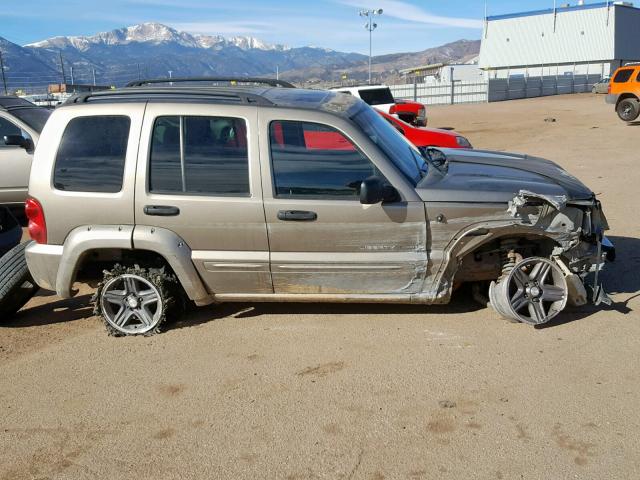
left=1, top=93, right=639, bottom=479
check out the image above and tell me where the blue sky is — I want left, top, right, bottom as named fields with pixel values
left=2, top=0, right=567, bottom=54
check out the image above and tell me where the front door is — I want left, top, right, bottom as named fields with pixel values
left=0, top=113, right=33, bottom=205
left=135, top=103, right=271, bottom=294
left=259, top=114, right=428, bottom=296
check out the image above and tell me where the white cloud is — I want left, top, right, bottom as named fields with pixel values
left=339, top=0, right=483, bottom=29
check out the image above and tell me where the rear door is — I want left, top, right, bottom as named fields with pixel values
left=258, top=110, right=428, bottom=296
left=135, top=103, right=271, bottom=294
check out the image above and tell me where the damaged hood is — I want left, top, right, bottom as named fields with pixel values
left=416, top=149, right=593, bottom=203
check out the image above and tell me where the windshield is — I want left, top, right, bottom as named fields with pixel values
left=10, top=107, right=51, bottom=133
left=358, top=88, right=395, bottom=106
left=350, top=105, right=427, bottom=185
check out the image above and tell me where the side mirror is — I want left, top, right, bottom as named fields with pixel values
left=4, top=135, right=33, bottom=151
left=360, top=176, right=400, bottom=205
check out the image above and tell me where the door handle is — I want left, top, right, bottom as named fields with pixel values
left=277, top=210, right=317, bottom=221
left=144, top=205, right=180, bottom=216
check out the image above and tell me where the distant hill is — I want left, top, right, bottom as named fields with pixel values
left=0, top=23, right=480, bottom=93
left=282, top=39, right=481, bottom=85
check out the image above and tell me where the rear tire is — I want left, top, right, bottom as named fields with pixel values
left=93, top=264, right=181, bottom=336
left=0, top=242, right=39, bottom=319
left=616, top=98, right=640, bottom=122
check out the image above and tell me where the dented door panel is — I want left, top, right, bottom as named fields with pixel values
left=265, top=199, right=428, bottom=294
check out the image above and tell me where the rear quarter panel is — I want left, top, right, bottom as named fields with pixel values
left=28, top=103, right=145, bottom=245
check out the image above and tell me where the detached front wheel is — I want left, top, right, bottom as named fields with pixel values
left=93, top=265, right=179, bottom=336
left=489, top=257, right=568, bottom=326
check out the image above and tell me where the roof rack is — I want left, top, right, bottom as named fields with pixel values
left=64, top=87, right=276, bottom=106
left=126, top=76, right=295, bottom=89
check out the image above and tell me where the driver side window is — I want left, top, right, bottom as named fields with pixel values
left=269, top=120, right=381, bottom=199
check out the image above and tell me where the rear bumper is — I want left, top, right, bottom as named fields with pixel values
left=25, top=242, right=63, bottom=292
left=605, top=94, right=618, bottom=105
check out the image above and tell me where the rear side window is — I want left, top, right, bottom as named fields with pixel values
left=358, top=88, right=395, bottom=106
left=54, top=116, right=130, bottom=193
left=613, top=69, right=634, bottom=83
left=269, top=120, right=378, bottom=199
left=149, top=115, right=249, bottom=196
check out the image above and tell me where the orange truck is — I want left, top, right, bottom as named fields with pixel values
left=606, top=64, right=640, bottom=122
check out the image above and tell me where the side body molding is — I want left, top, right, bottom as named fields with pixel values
left=56, top=225, right=135, bottom=298
left=132, top=225, right=212, bottom=305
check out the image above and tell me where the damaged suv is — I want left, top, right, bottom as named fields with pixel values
left=24, top=80, right=612, bottom=335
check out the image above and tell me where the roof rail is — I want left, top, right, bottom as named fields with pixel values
left=64, top=87, right=276, bottom=106
left=624, top=62, right=640, bottom=66
left=126, top=76, right=295, bottom=88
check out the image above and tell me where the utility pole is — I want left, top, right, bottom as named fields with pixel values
left=59, top=51, right=67, bottom=84
left=92, top=67, right=96, bottom=86
left=70, top=65, right=74, bottom=85
left=137, top=63, right=141, bottom=80
left=0, top=50, right=7, bottom=95
left=359, top=8, right=383, bottom=84
left=276, top=65, right=279, bottom=80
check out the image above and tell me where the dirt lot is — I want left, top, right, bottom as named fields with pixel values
left=1, top=93, right=639, bottom=479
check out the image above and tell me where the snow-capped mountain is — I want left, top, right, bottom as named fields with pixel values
left=25, top=23, right=288, bottom=52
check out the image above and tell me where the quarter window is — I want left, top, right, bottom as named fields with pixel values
left=613, top=69, right=633, bottom=83
left=54, top=116, right=130, bottom=193
left=269, top=120, right=379, bottom=199
left=149, top=116, right=249, bottom=196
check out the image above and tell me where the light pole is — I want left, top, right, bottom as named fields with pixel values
left=359, top=8, right=383, bottom=84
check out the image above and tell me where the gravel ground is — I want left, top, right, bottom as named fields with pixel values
left=1, top=93, right=639, bottom=480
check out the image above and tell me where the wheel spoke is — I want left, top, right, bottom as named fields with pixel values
left=513, top=268, right=529, bottom=288
left=528, top=301, right=547, bottom=324
left=113, top=307, right=131, bottom=327
left=541, top=285, right=566, bottom=302
left=136, top=306, right=154, bottom=327
left=510, top=289, right=529, bottom=312
left=103, top=290, right=126, bottom=306
left=138, top=289, right=158, bottom=307
left=535, top=263, right=552, bottom=284
left=124, top=277, right=138, bottom=295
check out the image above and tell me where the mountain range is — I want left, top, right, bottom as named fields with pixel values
left=0, top=23, right=480, bottom=93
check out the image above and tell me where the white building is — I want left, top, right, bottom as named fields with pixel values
left=479, top=1, right=640, bottom=78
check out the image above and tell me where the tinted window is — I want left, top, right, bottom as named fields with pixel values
left=10, top=108, right=51, bottom=133
left=149, top=115, right=249, bottom=195
left=358, top=88, right=395, bottom=106
left=614, top=69, right=634, bottom=83
left=270, top=120, right=378, bottom=199
left=54, top=116, right=130, bottom=193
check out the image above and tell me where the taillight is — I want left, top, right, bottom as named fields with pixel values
left=607, top=82, right=611, bottom=94
left=25, top=197, right=47, bottom=244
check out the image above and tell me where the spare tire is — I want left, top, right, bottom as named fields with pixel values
left=0, top=242, right=39, bottom=319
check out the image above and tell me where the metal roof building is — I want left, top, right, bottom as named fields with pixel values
left=479, top=2, right=640, bottom=78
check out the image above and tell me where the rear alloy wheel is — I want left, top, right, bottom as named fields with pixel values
left=489, top=257, right=568, bottom=326
left=616, top=98, right=640, bottom=122
left=94, top=265, right=178, bottom=336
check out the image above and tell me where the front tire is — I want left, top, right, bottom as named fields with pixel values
left=616, top=98, right=640, bottom=122
left=489, top=257, right=568, bottom=326
left=93, top=265, right=180, bottom=336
